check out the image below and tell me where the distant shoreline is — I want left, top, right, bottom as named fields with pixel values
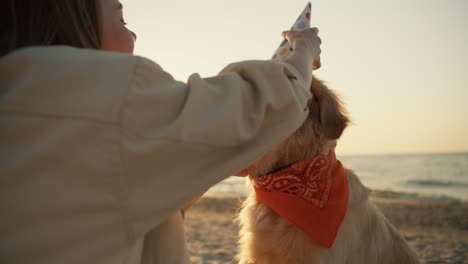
left=209, top=152, right=468, bottom=201
left=337, top=151, right=468, bottom=158
left=371, top=189, right=464, bottom=202
left=207, top=186, right=468, bottom=203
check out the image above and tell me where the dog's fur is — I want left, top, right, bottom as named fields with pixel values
left=236, top=77, right=420, bottom=264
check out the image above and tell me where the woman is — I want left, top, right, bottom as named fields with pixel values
left=0, top=0, right=321, bottom=263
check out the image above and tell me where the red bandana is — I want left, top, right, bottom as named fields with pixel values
left=254, top=150, right=349, bottom=248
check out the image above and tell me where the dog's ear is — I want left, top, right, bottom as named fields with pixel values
left=309, top=77, right=349, bottom=140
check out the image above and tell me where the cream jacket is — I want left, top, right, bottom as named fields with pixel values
left=0, top=47, right=311, bottom=264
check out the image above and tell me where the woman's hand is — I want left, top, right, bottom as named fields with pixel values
left=282, top=27, right=322, bottom=86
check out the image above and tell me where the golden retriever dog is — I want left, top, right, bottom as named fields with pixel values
left=236, top=77, right=420, bottom=264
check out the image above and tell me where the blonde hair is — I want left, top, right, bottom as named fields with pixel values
left=1, top=0, right=101, bottom=56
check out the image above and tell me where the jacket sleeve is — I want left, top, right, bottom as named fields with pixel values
left=120, top=57, right=312, bottom=240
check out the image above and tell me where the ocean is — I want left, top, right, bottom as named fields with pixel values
left=207, top=152, right=468, bottom=201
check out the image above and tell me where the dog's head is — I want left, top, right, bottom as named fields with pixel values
left=243, top=77, right=350, bottom=178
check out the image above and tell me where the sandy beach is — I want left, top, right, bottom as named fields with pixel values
left=184, top=195, right=468, bottom=264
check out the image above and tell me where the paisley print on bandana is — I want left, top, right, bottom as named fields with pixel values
left=254, top=153, right=333, bottom=208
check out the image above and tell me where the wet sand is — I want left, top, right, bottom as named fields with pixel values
left=185, top=195, right=468, bottom=264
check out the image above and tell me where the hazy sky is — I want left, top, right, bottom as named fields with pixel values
left=122, top=0, right=468, bottom=155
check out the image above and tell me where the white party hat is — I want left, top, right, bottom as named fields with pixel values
left=272, top=2, right=312, bottom=60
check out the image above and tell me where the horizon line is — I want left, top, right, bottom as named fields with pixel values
left=337, top=150, right=468, bottom=157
